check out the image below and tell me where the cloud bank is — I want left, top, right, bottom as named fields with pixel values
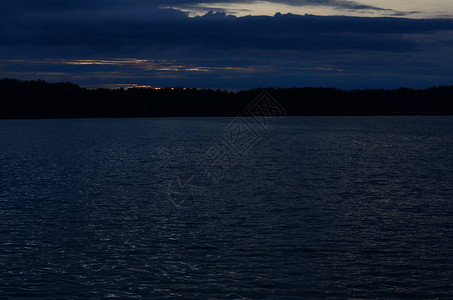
left=1, top=1, right=453, bottom=89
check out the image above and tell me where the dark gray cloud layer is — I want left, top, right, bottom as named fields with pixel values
left=1, top=0, right=390, bottom=12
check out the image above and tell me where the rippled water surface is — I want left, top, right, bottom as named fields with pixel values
left=0, top=117, right=452, bottom=299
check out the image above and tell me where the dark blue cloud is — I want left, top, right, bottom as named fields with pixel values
left=3, top=10, right=453, bottom=55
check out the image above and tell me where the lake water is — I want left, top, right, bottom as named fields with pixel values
left=0, top=117, right=452, bottom=299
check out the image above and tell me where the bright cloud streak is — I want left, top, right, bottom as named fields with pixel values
left=360, top=0, right=453, bottom=18
left=0, top=58, right=255, bottom=73
left=168, top=0, right=453, bottom=18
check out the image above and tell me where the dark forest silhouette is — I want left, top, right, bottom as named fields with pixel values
left=1, top=78, right=453, bottom=119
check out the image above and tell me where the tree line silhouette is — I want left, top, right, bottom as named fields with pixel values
left=1, top=78, right=453, bottom=119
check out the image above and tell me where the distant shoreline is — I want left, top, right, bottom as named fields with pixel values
left=2, top=114, right=453, bottom=121
left=1, top=78, right=453, bottom=119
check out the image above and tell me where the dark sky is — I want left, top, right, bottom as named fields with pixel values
left=1, top=0, right=453, bottom=89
